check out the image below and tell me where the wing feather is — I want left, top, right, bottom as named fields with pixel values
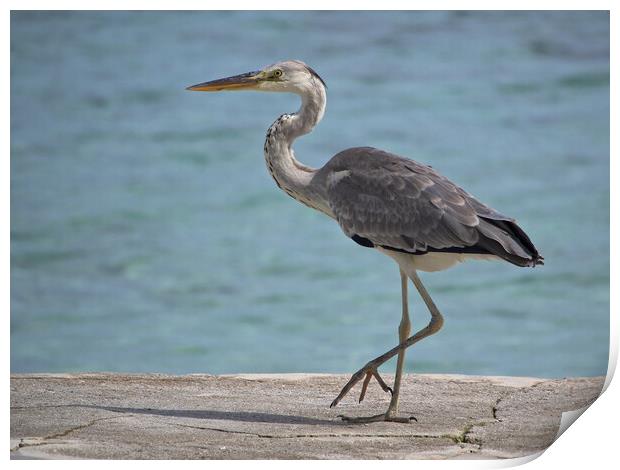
left=322, top=148, right=481, bottom=253
left=320, top=147, right=541, bottom=267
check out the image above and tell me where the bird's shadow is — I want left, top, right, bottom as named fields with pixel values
left=80, top=405, right=339, bottom=426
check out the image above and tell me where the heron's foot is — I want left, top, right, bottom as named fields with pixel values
left=330, top=365, right=392, bottom=408
left=337, top=413, right=417, bottom=424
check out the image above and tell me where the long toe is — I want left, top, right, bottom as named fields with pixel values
left=338, top=413, right=387, bottom=424
left=338, top=413, right=416, bottom=424
left=331, top=367, right=393, bottom=408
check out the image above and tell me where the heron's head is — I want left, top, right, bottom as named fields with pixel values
left=186, top=60, right=326, bottom=96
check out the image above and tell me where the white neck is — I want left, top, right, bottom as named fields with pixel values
left=263, top=81, right=331, bottom=214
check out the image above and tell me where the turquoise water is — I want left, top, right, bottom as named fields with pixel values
left=11, top=11, right=609, bottom=378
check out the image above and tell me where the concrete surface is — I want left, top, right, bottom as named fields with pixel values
left=10, top=373, right=604, bottom=459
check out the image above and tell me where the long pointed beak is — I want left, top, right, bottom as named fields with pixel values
left=186, top=70, right=262, bottom=92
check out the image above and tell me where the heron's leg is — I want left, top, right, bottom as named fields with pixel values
left=333, top=270, right=444, bottom=423
left=335, top=269, right=413, bottom=423
left=385, top=269, right=412, bottom=418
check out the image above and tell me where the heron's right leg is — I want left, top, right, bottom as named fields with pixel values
left=331, top=270, right=444, bottom=416
left=384, top=269, right=412, bottom=418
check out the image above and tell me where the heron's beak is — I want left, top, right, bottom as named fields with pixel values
left=186, top=70, right=262, bottom=92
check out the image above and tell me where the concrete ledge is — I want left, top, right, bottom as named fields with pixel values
left=10, top=373, right=604, bottom=459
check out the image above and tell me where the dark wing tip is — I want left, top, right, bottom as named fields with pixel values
left=351, top=234, right=374, bottom=248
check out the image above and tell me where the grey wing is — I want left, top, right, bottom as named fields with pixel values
left=322, top=147, right=542, bottom=266
left=324, top=149, right=479, bottom=252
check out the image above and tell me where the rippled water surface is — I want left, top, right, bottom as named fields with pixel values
left=11, top=11, right=609, bottom=377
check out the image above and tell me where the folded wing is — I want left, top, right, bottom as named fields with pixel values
left=321, top=147, right=542, bottom=267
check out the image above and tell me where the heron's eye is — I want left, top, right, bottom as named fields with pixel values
left=273, top=69, right=283, bottom=78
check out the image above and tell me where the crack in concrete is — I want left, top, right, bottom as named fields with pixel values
left=11, top=404, right=74, bottom=410
left=170, top=421, right=470, bottom=442
left=464, top=380, right=557, bottom=454
left=10, top=440, right=24, bottom=452
left=441, top=390, right=511, bottom=454
left=10, top=415, right=125, bottom=454
left=440, top=391, right=501, bottom=453
left=443, top=422, right=482, bottom=449
left=491, top=391, right=510, bottom=421
left=492, top=398, right=500, bottom=420
left=488, top=380, right=537, bottom=422
left=491, top=378, right=552, bottom=422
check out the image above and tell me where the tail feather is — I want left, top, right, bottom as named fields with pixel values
left=477, top=218, right=543, bottom=267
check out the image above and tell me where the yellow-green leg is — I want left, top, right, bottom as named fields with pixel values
left=333, top=269, right=444, bottom=423
left=385, top=269, right=412, bottom=419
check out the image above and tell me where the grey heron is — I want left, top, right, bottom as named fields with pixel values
left=187, top=60, right=543, bottom=423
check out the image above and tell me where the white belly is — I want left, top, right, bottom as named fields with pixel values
left=376, top=247, right=498, bottom=274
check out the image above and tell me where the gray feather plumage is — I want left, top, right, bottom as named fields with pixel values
left=318, top=147, right=542, bottom=266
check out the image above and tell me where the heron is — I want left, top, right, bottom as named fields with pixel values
left=187, top=60, right=543, bottom=423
